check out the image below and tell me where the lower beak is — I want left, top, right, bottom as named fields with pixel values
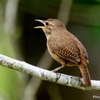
left=34, top=19, right=44, bottom=29
left=34, top=26, right=44, bottom=29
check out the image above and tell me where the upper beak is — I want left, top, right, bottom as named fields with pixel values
left=34, top=19, right=45, bottom=29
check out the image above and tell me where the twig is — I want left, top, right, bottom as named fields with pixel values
left=0, top=54, right=100, bottom=91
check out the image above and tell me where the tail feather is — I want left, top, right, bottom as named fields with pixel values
left=79, top=62, right=91, bottom=86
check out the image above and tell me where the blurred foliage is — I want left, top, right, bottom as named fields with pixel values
left=0, top=22, right=23, bottom=99
left=0, top=1, right=23, bottom=100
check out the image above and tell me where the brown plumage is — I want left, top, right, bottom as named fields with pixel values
left=35, top=18, right=91, bottom=86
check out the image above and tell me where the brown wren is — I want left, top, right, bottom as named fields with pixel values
left=35, top=18, right=91, bottom=86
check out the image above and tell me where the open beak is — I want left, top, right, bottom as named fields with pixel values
left=34, top=19, right=45, bottom=29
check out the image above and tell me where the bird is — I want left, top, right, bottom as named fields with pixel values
left=34, top=18, right=91, bottom=86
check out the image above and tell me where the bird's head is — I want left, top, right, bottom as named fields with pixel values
left=34, top=18, right=65, bottom=39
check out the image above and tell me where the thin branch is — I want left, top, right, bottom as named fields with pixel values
left=4, top=0, right=19, bottom=34
left=0, top=54, right=100, bottom=91
left=57, top=0, right=73, bottom=24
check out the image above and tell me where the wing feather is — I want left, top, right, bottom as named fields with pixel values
left=48, top=37, right=80, bottom=64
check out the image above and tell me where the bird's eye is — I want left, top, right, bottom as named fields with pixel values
left=45, top=22, right=49, bottom=26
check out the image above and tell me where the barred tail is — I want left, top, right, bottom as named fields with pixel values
left=79, top=62, right=91, bottom=86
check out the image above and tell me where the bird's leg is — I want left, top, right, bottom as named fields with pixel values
left=51, top=65, right=65, bottom=72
